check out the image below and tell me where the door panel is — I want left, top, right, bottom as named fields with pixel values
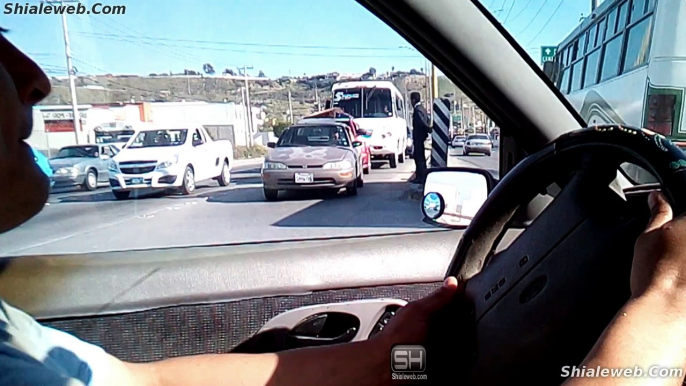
left=43, top=282, right=440, bottom=362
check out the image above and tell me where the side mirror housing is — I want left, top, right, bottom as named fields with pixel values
left=352, top=141, right=363, bottom=148
left=267, top=142, right=277, bottom=149
left=421, top=167, right=496, bottom=229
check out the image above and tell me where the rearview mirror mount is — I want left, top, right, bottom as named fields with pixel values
left=421, top=167, right=496, bottom=228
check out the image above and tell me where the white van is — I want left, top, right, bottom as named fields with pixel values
left=331, top=80, right=408, bottom=168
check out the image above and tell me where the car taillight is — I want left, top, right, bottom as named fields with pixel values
left=645, top=92, right=677, bottom=136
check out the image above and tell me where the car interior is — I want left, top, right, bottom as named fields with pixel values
left=1, top=0, right=680, bottom=385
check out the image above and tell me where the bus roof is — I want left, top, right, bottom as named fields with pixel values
left=332, top=80, right=400, bottom=93
left=558, top=0, right=618, bottom=48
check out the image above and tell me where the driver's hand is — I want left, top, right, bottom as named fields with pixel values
left=371, top=277, right=459, bottom=348
left=631, top=191, right=686, bottom=298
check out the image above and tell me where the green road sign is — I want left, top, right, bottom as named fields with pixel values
left=541, top=46, right=557, bottom=63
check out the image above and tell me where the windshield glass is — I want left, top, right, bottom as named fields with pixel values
left=53, top=146, right=99, bottom=159
left=95, top=131, right=135, bottom=144
left=277, top=125, right=350, bottom=147
left=333, top=87, right=393, bottom=118
left=128, top=130, right=188, bottom=148
left=469, top=135, right=490, bottom=141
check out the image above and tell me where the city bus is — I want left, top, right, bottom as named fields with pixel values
left=548, top=0, right=685, bottom=181
left=331, top=80, right=409, bottom=169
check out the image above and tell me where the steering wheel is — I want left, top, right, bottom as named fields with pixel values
left=438, top=125, right=686, bottom=385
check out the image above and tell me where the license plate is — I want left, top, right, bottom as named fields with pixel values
left=294, top=173, right=314, bottom=183
left=131, top=178, right=144, bottom=184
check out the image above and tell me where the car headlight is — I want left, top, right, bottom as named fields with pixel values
left=263, top=161, right=287, bottom=170
left=108, top=160, right=119, bottom=172
left=56, top=166, right=78, bottom=176
left=323, top=160, right=353, bottom=170
left=157, top=154, right=180, bottom=169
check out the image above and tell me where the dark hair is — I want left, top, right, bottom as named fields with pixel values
left=410, top=92, right=421, bottom=102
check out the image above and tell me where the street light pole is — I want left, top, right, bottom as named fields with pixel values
left=239, top=65, right=254, bottom=147
left=47, top=0, right=81, bottom=144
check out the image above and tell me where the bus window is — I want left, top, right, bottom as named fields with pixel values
left=571, top=61, right=584, bottom=92
left=560, top=68, right=571, bottom=94
left=600, top=35, right=623, bottom=81
left=630, top=0, right=647, bottom=23
left=583, top=50, right=601, bottom=88
left=587, top=24, right=597, bottom=52
left=597, top=18, right=607, bottom=43
left=623, top=16, right=653, bottom=72
left=576, top=34, right=586, bottom=59
left=607, top=8, right=618, bottom=37
left=617, top=1, right=629, bottom=31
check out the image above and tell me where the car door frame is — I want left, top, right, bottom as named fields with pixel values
left=190, top=127, right=211, bottom=181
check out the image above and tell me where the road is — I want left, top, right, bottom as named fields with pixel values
left=1, top=148, right=501, bottom=257
left=0, top=158, right=435, bottom=257
left=448, top=145, right=500, bottom=178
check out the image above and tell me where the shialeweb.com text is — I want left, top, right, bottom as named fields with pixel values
left=4, top=2, right=125, bottom=15
left=562, top=366, right=684, bottom=378
left=392, top=373, right=428, bottom=381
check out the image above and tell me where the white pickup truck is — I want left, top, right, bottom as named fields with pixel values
left=107, top=124, right=234, bottom=199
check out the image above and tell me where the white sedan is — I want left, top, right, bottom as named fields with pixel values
left=451, top=135, right=467, bottom=147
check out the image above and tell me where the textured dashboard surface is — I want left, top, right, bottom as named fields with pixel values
left=44, top=282, right=440, bottom=363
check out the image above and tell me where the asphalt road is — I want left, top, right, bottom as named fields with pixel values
left=0, top=157, right=436, bottom=257
left=448, top=145, right=500, bottom=178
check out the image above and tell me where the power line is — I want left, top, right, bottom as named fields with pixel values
left=70, top=32, right=422, bottom=59
left=507, top=0, right=534, bottom=23
left=513, top=0, right=550, bottom=36
left=502, top=0, right=516, bottom=23
left=70, top=30, right=412, bottom=52
left=526, top=0, right=565, bottom=46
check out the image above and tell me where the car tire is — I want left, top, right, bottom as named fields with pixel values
left=464, top=150, right=470, bottom=156
left=83, top=169, right=97, bottom=191
left=389, top=154, right=397, bottom=169
left=217, top=161, right=231, bottom=186
left=486, top=151, right=492, bottom=157
left=264, top=188, right=279, bottom=201
left=180, top=165, right=195, bottom=195
left=356, top=170, right=364, bottom=188
left=363, top=165, right=370, bottom=175
left=398, top=151, right=405, bottom=164
left=113, top=190, right=130, bottom=200
left=346, top=178, right=358, bottom=196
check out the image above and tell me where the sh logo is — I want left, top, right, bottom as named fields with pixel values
left=391, top=345, right=426, bottom=372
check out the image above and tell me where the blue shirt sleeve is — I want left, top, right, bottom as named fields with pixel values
left=0, top=300, right=123, bottom=386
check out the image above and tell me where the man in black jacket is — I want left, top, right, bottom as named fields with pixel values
left=410, top=91, right=431, bottom=184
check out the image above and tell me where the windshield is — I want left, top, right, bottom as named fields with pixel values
left=53, top=146, right=99, bottom=159
left=128, top=130, right=188, bottom=148
left=333, top=87, right=393, bottom=118
left=277, top=125, right=350, bottom=147
left=2, top=0, right=638, bottom=258
left=469, top=135, right=490, bottom=141
left=95, top=131, right=135, bottom=144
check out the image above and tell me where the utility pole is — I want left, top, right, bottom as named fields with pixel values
left=239, top=86, right=250, bottom=147
left=48, top=0, right=81, bottom=145
left=287, top=89, right=294, bottom=123
left=591, top=0, right=599, bottom=11
left=239, top=65, right=254, bottom=147
left=314, top=81, right=320, bottom=111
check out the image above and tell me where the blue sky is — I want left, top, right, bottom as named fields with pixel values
left=2, top=0, right=593, bottom=78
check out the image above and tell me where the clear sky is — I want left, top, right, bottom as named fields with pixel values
left=2, top=0, right=595, bottom=78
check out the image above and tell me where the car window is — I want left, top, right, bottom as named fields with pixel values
left=6, top=0, right=663, bottom=258
left=53, top=146, right=99, bottom=159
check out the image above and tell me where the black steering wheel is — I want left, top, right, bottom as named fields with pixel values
left=438, top=125, right=686, bottom=385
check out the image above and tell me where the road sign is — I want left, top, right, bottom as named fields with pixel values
left=541, top=46, right=557, bottom=63
left=431, top=98, right=451, bottom=168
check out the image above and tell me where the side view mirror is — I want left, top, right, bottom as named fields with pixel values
left=421, top=168, right=496, bottom=228
left=267, top=142, right=277, bottom=149
left=352, top=141, right=363, bottom=148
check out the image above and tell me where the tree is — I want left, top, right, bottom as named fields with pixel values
left=223, top=68, right=236, bottom=76
left=202, top=63, right=215, bottom=75
left=272, top=121, right=290, bottom=137
left=258, top=70, right=266, bottom=77
left=369, top=67, right=377, bottom=77
left=391, top=66, right=395, bottom=72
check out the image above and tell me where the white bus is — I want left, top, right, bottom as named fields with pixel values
left=331, top=80, right=409, bottom=169
left=551, top=0, right=685, bottom=148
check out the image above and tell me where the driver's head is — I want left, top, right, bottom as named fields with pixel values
left=0, top=29, right=52, bottom=234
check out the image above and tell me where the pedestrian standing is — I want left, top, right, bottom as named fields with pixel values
left=410, top=91, right=431, bottom=184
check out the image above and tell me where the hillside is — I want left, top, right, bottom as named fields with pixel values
left=43, top=73, right=470, bottom=125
